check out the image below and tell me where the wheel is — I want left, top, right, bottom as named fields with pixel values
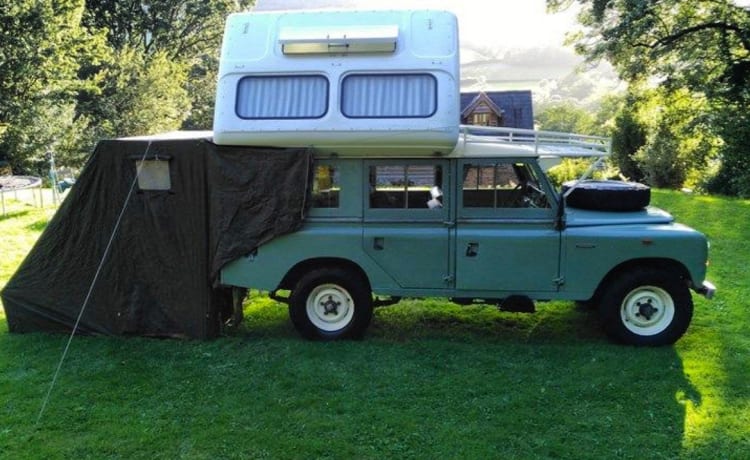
left=599, top=269, right=693, bottom=346
left=562, top=180, right=650, bottom=212
left=288, top=267, right=372, bottom=340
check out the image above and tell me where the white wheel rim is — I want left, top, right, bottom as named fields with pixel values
left=306, top=284, right=355, bottom=332
left=620, top=285, right=675, bottom=336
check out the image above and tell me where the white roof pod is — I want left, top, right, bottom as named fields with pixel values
left=213, top=9, right=460, bottom=155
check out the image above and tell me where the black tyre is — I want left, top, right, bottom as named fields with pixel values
left=599, top=269, right=693, bottom=346
left=289, top=267, right=372, bottom=340
left=562, top=180, right=650, bottom=212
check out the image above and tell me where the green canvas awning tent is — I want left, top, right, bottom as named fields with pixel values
left=0, top=132, right=311, bottom=339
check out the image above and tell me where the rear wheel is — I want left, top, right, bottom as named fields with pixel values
left=289, top=267, right=372, bottom=340
left=599, top=269, right=693, bottom=346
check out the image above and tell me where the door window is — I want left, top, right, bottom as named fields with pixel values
left=462, top=161, right=551, bottom=210
left=369, top=164, right=443, bottom=210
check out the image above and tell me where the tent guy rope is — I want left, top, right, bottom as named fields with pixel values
left=36, top=141, right=153, bottom=424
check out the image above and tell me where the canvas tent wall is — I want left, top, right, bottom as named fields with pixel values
left=1, top=133, right=311, bottom=339
left=213, top=9, right=460, bottom=155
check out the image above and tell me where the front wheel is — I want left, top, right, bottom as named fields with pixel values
left=289, top=268, right=372, bottom=340
left=599, top=269, right=693, bottom=346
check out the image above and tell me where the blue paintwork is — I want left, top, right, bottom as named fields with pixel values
left=220, top=156, right=711, bottom=303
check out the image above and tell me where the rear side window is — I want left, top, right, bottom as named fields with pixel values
left=341, top=74, right=437, bottom=118
left=311, top=165, right=340, bottom=208
left=369, top=164, right=443, bottom=209
left=236, top=75, right=329, bottom=119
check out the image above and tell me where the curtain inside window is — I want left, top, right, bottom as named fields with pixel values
left=236, top=75, right=328, bottom=119
left=342, top=74, right=436, bottom=118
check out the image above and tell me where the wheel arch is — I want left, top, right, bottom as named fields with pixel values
left=278, top=257, right=371, bottom=292
left=589, top=258, right=691, bottom=304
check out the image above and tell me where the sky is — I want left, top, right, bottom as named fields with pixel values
left=255, top=0, right=750, bottom=97
left=255, top=0, right=580, bottom=55
left=254, top=0, right=609, bottom=97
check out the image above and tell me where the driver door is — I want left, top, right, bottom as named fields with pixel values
left=455, top=159, right=561, bottom=293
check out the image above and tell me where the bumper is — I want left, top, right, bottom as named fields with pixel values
left=694, top=280, right=717, bottom=299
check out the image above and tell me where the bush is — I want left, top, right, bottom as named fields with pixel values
left=546, top=158, right=621, bottom=188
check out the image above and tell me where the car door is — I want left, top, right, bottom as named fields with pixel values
left=455, top=158, right=561, bottom=293
left=363, top=159, right=452, bottom=289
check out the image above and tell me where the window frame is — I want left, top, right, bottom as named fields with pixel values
left=307, top=159, right=362, bottom=219
left=340, top=73, right=438, bottom=119
left=364, top=159, right=449, bottom=222
left=234, top=74, right=330, bottom=120
left=457, top=158, right=557, bottom=220
left=310, top=163, right=341, bottom=210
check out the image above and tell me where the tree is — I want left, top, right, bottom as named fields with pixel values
left=0, top=1, right=104, bottom=173
left=609, top=93, right=646, bottom=182
left=84, top=1, right=253, bottom=59
left=83, top=1, right=255, bottom=131
left=89, top=47, right=191, bottom=139
left=549, top=0, right=750, bottom=194
left=536, top=101, right=617, bottom=186
left=549, top=0, right=750, bottom=97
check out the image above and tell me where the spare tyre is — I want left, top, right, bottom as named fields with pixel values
left=562, top=180, right=650, bottom=212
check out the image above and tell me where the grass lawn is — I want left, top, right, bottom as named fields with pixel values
left=0, top=190, right=748, bottom=459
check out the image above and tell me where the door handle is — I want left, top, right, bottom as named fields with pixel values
left=373, top=237, right=384, bottom=250
left=466, top=242, right=479, bottom=257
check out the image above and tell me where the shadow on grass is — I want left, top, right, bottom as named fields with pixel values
left=232, top=295, right=607, bottom=345
left=221, top=295, right=696, bottom=457
left=0, top=305, right=697, bottom=459
left=24, top=219, right=49, bottom=232
left=0, top=210, right=30, bottom=221
left=0, top=286, right=702, bottom=458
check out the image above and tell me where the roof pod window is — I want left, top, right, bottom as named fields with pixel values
left=235, top=75, right=329, bottom=119
left=341, top=73, right=437, bottom=119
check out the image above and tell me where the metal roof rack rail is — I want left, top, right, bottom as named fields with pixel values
left=459, top=124, right=611, bottom=158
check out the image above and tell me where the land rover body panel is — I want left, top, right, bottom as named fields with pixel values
left=560, top=221, right=709, bottom=299
left=220, top=154, right=710, bottom=304
left=220, top=223, right=403, bottom=291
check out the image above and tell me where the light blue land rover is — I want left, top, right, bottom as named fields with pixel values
left=221, top=127, right=715, bottom=346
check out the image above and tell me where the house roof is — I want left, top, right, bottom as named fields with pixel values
left=460, top=90, right=534, bottom=130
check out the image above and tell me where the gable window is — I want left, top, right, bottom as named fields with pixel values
left=341, top=74, right=437, bottom=118
left=236, top=75, right=328, bottom=119
left=472, top=112, right=490, bottom=126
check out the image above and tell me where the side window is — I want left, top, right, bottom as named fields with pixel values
left=136, top=159, right=171, bottom=191
left=369, top=164, right=443, bottom=209
left=462, top=162, right=550, bottom=209
left=311, top=164, right=339, bottom=208
left=235, top=75, right=328, bottom=119
left=341, top=74, right=437, bottom=118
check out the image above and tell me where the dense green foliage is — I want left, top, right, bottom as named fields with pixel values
left=0, top=1, right=104, bottom=174
left=0, top=0, right=253, bottom=175
left=549, top=0, right=750, bottom=195
left=1, top=190, right=748, bottom=457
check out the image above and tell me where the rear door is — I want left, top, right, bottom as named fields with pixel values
left=363, top=159, right=452, bottom=289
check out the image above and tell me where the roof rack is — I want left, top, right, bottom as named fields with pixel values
left=459, top=124, right=611, bottom=158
